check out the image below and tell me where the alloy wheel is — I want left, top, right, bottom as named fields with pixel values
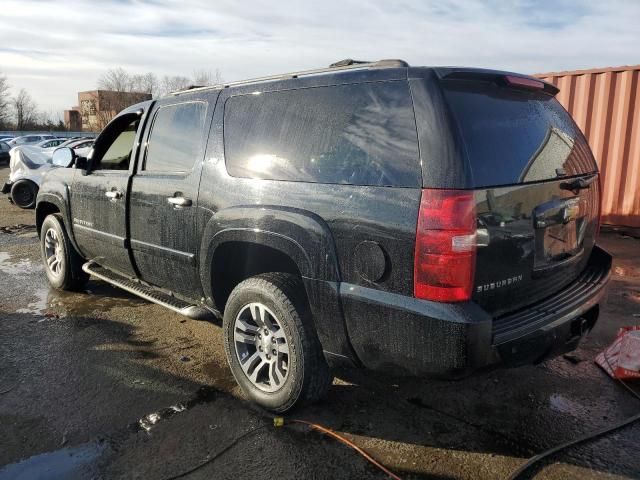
left=233, top=302, right=290, bottom=392
left=44, top=228, right=63, bottom=277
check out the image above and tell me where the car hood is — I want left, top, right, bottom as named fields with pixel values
left=8, top=147, right=57, bottom=184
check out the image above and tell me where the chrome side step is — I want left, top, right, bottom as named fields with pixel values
left=82, top=262, right=214, bottom=320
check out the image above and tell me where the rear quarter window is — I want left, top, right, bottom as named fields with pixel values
left=223, top=81, right=421, bottom=187
left=443, top=81, right=597, bottom=187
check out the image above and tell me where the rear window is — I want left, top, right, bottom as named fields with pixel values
left=443, top=81, right=597, bottom=187
left=224, top=81, right=420, bottom=187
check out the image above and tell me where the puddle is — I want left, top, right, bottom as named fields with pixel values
left=16, top=288, right=50, bottom=315
left=0, top=440, right=108, bottom=480
left=0, top=252, right=42, bottom=275
left=131, top=386, right=218, bottom=433
left=14, top=283, right=145, bottom=317
left=548, top=393, right=589, bottom=416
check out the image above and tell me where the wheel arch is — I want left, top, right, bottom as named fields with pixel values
left=199, top=205, right=340, bottom=306
left=198, top=205, right=358, bottom=365
left=35, top=191, right=81, bottom=253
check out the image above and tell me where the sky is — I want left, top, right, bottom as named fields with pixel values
left=1, top=0, right=639, bottom=116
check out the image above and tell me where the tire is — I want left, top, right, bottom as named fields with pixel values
left=223, top=273, right=332, bottom=412
left=11, top=180, right=38, bottom=209
left=40, top=214, right=89, bottom=291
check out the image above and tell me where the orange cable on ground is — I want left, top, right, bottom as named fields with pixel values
left=288, top=419, right=402, bottom=480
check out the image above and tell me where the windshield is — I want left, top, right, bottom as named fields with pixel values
left=443, top=81, right=597, bottom=187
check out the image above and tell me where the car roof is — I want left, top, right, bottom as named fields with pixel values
left=163, top=60, right=557, bottom=99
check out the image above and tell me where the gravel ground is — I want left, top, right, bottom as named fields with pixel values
left=0, top=164, right=638, bottom=480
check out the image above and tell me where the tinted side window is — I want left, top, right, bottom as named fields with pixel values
left=224, top=82, right=420, bottom=187
left=144, top=102, right=207, bottom=173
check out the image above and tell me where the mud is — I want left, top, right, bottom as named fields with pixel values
left=0, top=165, right=638, bottom=479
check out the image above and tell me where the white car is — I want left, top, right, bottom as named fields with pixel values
left=6, top=134, right=58, bottom=147
left=2, top=139, right=94, bottom=208
left=34, top=138, right=67, bottom=149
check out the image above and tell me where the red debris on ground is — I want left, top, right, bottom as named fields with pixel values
left=596, top=326, right=640, bottom=379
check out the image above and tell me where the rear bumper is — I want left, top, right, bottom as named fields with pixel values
left=340, top=245, right=611, bottom=376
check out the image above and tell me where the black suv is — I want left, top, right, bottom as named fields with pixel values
left=38, top=59, right=611, bottom=411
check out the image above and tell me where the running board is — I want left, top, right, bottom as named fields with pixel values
left=82, top=262, right=214, bottom=320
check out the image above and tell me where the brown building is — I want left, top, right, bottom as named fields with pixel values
left=65, top=90, right=152, bottom=132
left=64, top=107, right=82, bottom=131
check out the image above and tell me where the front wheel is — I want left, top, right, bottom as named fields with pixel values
left=40, top=214, right=89, bottom=291
left=223, top=273, right=332, bottom=412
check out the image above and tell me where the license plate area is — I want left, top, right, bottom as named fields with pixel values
left=533, top=197, right=585, bottom=271
left=541, top=221, right=579, bottom=262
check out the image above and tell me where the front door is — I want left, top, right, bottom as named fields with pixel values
left=70, top=109, right=146, bottom=276
left=128, top=92, right=216, bottom=297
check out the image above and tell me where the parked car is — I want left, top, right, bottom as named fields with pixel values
left=0, top=135, right=15, bottom=142
left=6, top=134, right=58, bottom=147
left=36, top=59, right=611, bottom=412
left=34, top=138, right=66, bottom=149
left=2, top=139, right=94, bottom=208
left=0, top=141, right=10, bottom=164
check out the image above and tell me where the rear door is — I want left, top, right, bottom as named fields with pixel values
left=128, top=91, right=216, bottom=297
left=439, top=76, right=600, bottom=316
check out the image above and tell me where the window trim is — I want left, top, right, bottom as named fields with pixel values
left=140, top=100, right=208, bottom=176
left=89, top=111, right=142, bottom=173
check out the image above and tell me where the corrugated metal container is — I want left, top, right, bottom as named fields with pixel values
left=535, top=65, right=640, bottom=227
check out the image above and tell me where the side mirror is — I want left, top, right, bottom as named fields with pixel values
left=51, top=147, right=75, bottom=168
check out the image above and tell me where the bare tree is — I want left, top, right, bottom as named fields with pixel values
left=38, top=109, right=67, bottom=131
left=0, top=73, right=11, bottom=129
left=13, top=89, right=38, bottom=130
left=98, top=67, right=133, bottom=92
left=97, top=67, right=223, bottom=99
left=159, top=75, right=192, bottom=95
left=192, top=69, right=223, bottom=86
left=131, top=72, right=158, bottom=95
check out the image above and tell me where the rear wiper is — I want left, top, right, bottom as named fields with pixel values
left=560, top=175, right=597, bottom=192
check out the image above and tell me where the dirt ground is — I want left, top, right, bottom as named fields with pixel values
left=0, top=164, right=639, bottom=480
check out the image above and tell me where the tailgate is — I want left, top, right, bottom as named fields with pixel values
left=440, top=74, right=600, bottom=316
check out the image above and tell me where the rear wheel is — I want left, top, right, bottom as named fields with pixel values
left=223, top=273, right=332, bottom=412
left=11, top=180, right=38, bottom=209
left=40, top=214, right=89, bottom=291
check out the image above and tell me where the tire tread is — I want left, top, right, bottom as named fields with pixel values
left=223, top=273, right=331, bottom=411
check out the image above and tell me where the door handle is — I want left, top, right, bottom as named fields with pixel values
left=167, top=196, right=192, bottom=208
left=105, top=190, right=122, bottom=200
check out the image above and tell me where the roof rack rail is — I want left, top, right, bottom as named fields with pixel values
left=329, top=59, right=371, bottom=67
left=171, top=58, right=409, bottom=95
left=330, top=58, right=409, bottom=68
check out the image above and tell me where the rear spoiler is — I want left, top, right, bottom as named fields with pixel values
left=435, top=67, right=559, bottom=96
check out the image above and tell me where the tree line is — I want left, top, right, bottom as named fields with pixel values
left=0, top=73, right=65, bottom=131
left=97, top=67, right=223, bottom=97
left=0, top=67, right=223, bottom=132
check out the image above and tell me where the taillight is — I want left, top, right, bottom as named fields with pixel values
left=414, top=189, right=477, bottom=302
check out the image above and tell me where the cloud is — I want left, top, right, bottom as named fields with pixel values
left=0, top=0, right=638, bottom=114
